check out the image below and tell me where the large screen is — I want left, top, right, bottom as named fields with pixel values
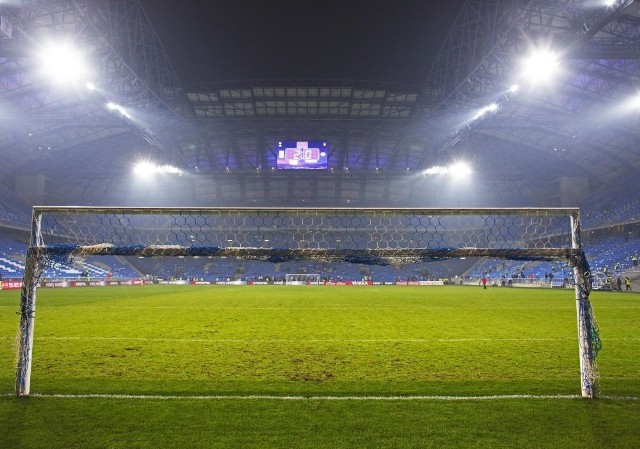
left=276, top=140, right=328, bottom=170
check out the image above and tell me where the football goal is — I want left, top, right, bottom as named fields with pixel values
left=285, top=273, right=320, bottom=285
left=15, top=207, right=599, bottom=398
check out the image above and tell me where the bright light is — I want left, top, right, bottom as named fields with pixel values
left=449, top=161, right=472, bottom=177
left=604, top=0, right=617, bottom=6
left=86, top=82, right=96, bottom=91
left=509, top=84, right=520, bottom=93
left=106, top=102, right=132, bottom=119
left=474, top=103, right=499, bottom=120
left=133, top=161, right=156, bottom=177
left=520, top=48, right=560, bottom=85
left=157, top=164, right=183, bottom=175
left=423, top=162, right=472, bottom=177
left=424, top=166, right=448, bottom=175
left=37, top=41, right=89, bottom=85
left=630, top=92, right=640, bottom=109
left=134, top=161, right=183, bottom=177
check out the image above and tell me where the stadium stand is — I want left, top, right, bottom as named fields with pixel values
left=2, top=213, right=640, bottom=285
left=2, top=174, right=640, bottom=285
left=0, top=235, right=139, bottom=280
left=581, top=175, right=640, bottom=228
left=0, top=190, right=31, bottom=229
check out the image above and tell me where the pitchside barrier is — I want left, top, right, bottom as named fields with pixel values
left=15, top=207, right=600, bottom=398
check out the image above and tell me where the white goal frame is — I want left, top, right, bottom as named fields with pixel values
left=15, top=206, right=599, bottom=398
left=285, top=273, right=320, bottom=285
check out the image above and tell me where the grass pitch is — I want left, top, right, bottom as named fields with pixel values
left=0, top=285, right=638, bottom=448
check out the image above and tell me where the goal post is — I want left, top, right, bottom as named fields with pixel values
left=15, top=207, right=599, bottom=398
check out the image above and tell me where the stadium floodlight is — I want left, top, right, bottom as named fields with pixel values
left=158, top=164, right=183, bottom=175
left=133, top=160, right=156, bottom=178
left=508, top=84, right=520, bottom=93
left=134, top=161, right=183, bottom=177
left=520, top=47, right=561, bottom=85
left=106, top=102, right=132, bottom=119
left=424, top=166, right=448, bottom=175
left=449, top=161, right=472, bottom=177
left=423, top=162, right=472, bottom=177
left=629, top=92, right=640, bottom=109
left=37, top=40, right=90, bottom=85
left=473, top=103, right=498, bottom=120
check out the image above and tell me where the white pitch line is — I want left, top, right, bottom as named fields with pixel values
left=0, top=305, right=581, bottom=310
left=3, top=393, right=580, bottom=400
left=1, top=336, right=639, bottom=344
left=27, top=336, right=581, bottom=343
left=1, top=392, right=638, bottom=401
left=2, top=305, right=639, bottom=310
left=0, top=393, right=633, bottom=401
left=0, top=336, right=638, bottom=343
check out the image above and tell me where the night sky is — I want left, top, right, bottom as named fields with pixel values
left=141, top=0, right=466, bottom=87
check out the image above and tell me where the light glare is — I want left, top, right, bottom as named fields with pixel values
left=521, top=48, right=560, bottom=85
left=474, top=103, right=499, bottom=120
left=158, top=165, right=183, bottom=175
left=106, top=102, right=132, bottom=119
left=134, top=161, right=183, bottom=177
left=38, top=41, right=89, bottom=85
left=450, top=162, right=472, bottom=177
left=424, top=162, right=472, bottom=177
left=134, top=161, right=156, bottom=177
left=425, top=166, right=448, bottom=175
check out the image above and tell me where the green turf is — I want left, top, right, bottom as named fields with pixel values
left=0, top=285, right=638, bottom=448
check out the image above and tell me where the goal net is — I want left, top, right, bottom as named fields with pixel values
left=285, top=274, right=320, bottom=285
left=15, top=207, right=599, bottom=398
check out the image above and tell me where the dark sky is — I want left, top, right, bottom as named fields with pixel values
left=141, top=0, right=465, bottom=87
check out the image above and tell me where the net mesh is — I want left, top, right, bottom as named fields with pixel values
left=36, top=207, right=577, bottom=264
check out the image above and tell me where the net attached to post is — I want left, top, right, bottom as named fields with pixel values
left=17, top=207, right=600, bottom=397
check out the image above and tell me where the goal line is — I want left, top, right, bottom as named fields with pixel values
left=3, top=393, right=639, bottom=401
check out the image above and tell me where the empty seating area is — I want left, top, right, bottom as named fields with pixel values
left=465, top=259, right=572, bottom=283
left=464, top=234, right=640, bottom=283
left=3, top=227, right=640, bottom=284
left=0, top=239, right=25, bottom=280
left=128, top=256, right=236, bottom=281
left=581, top=174, right=640, bottom=228
left=1, top=183, right=640, bottom=285
left=0, top=236, right=139, bottom=280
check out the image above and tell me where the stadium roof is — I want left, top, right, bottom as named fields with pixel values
left=1, top=0, right=640, bottom=207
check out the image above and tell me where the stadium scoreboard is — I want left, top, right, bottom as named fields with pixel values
left=276, top=140, right=328, bottom=170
